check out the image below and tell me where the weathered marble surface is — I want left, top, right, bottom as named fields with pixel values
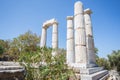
left=40, top=28, right=47, bottom=47
left=52, top=21, right=58, bottom=56
left=80, top=70, right=108, bottom=80
left=74, top=1, right=87, bottom=64
left=84, top=8, right=96, bottom=65
left=66, top=16, right=75, bottom=63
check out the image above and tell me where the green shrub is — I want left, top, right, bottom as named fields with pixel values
left=0, top=46, right=4, bottom=55
left=18, top=47, right=74, bottom=80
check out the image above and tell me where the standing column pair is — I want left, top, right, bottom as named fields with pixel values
left=40, top=20, right=58, bottom=56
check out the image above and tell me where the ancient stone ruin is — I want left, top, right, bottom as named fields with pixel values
left=66, top=1, right=108, bottom=80
left=0, top=1, right=109, bottom=80
left=40, top=1, right=108, bottom=80
left=0, top=62, right=25, bottom=80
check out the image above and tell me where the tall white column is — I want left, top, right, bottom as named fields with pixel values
left=66, top=16, right=75, bottom=63
left=74, top=1, right=87, bottom=65
left=52, top=22, right=58, bottom=56
left=40, top=27, right=47, bottom=47
left=84, top=9, right=96, bottom=65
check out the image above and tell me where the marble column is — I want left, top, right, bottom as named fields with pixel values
left=40, top=27, right=47, bottom=47
left=52, top=21, right=58, bottom=56
left=74, top=1, right=87, bottom=65
left=66, top=16, right=75, bottom=63
left=84, top=9, right=96, bottom=64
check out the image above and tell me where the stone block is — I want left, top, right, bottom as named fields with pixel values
left=74, top=14, right=85, bottom=29
left=0, top=62, right=25, bottom=80
left=80, top=70, right=108, bottom=80
left=75, top=46, right=87, bottom=64
left=67, top=29, right=74, bottom=39
left=80, top=67, right=103, bottom=74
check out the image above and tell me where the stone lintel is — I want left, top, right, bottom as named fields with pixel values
left=67, top=16, right=73, bottom=20
left=42, top=27, right=47, bottom=30
left=84, top=8, right=92, bottom=15
left=42, top=18, right=58, bottom=28
left=42, top=25, right=48, bottom=29
left=53, top=21, right=58, bottom=25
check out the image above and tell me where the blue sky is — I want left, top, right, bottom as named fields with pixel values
left=0, top=0, right=120, bottom=58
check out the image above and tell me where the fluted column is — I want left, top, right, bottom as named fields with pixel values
left=66, top=16, right=75, bottom=63
left=74, top=1, right=87, bottom=64
left=40, top=27, right=47, bottom=47
left=52, top=22, right=58, bottom=56
left=84, top=9, right=96, bottom=65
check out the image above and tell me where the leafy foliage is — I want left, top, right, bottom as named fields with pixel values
left=10, top=30, right=40, bottom=53
left=96, top=48, right=120, bottom=72
left=108, top=50, right=120, bottom=72
left=96, top=57, right=111, bottom=70
left=0, top=40, right=10, bottom=54
left=0, top=46, right=4, bottom=55
left=95, top=48, right=111, bottom=70
left=0, top=31, right=40, bottom=61
left=18, top=47, right=74, bottom=80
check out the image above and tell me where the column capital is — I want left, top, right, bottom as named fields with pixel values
left=53, top=21, right=58, bottom=25
left=84, top=8, right=92, bottom=15
left=67, top=16, right=73, bottom=20
left=42, top=26, right=48, bottom=29
left=42, top=18, right=58, bottom=28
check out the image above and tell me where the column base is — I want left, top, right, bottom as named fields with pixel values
left=67, top=63, right=109, bottom=80
left=86, top=63, right=98, bottom=68
left=80, top=70, right=108, bottom=80
left=80, top=67, right=103, bottom=75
